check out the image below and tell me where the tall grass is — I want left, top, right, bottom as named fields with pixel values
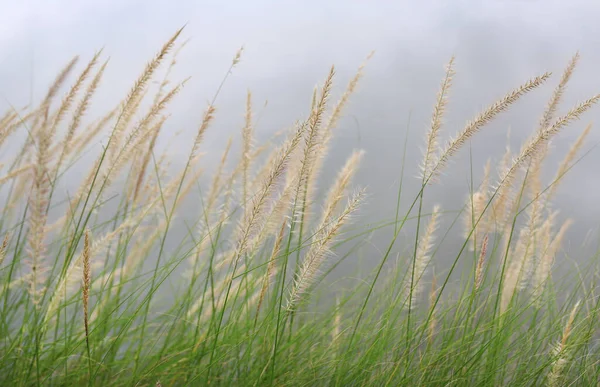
left=1, top=29, right=600, bottom=386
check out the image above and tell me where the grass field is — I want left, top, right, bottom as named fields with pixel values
left=1, top=28, right=600, bottom=386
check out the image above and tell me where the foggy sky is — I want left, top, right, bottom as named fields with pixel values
left=2, top=0, right=600, bottom=276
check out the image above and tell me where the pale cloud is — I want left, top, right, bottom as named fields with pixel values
left=1, top=0, right=600, bottom=260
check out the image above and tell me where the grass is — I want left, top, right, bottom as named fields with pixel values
left=1, top=28, right=600, bottom=386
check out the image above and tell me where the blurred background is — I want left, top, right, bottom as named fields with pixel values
left=2, top=0, right=600, bottom=277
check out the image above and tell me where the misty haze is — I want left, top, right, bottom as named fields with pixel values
left=1, top=1, right=599, bottom=386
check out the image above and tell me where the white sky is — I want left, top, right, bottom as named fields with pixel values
left=2, top=0, right=600, bottom=249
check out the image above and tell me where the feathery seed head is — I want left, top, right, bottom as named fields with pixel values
left=475, top=234, right=489, bottom=291
left=430, top=72, right=551, bottom=180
